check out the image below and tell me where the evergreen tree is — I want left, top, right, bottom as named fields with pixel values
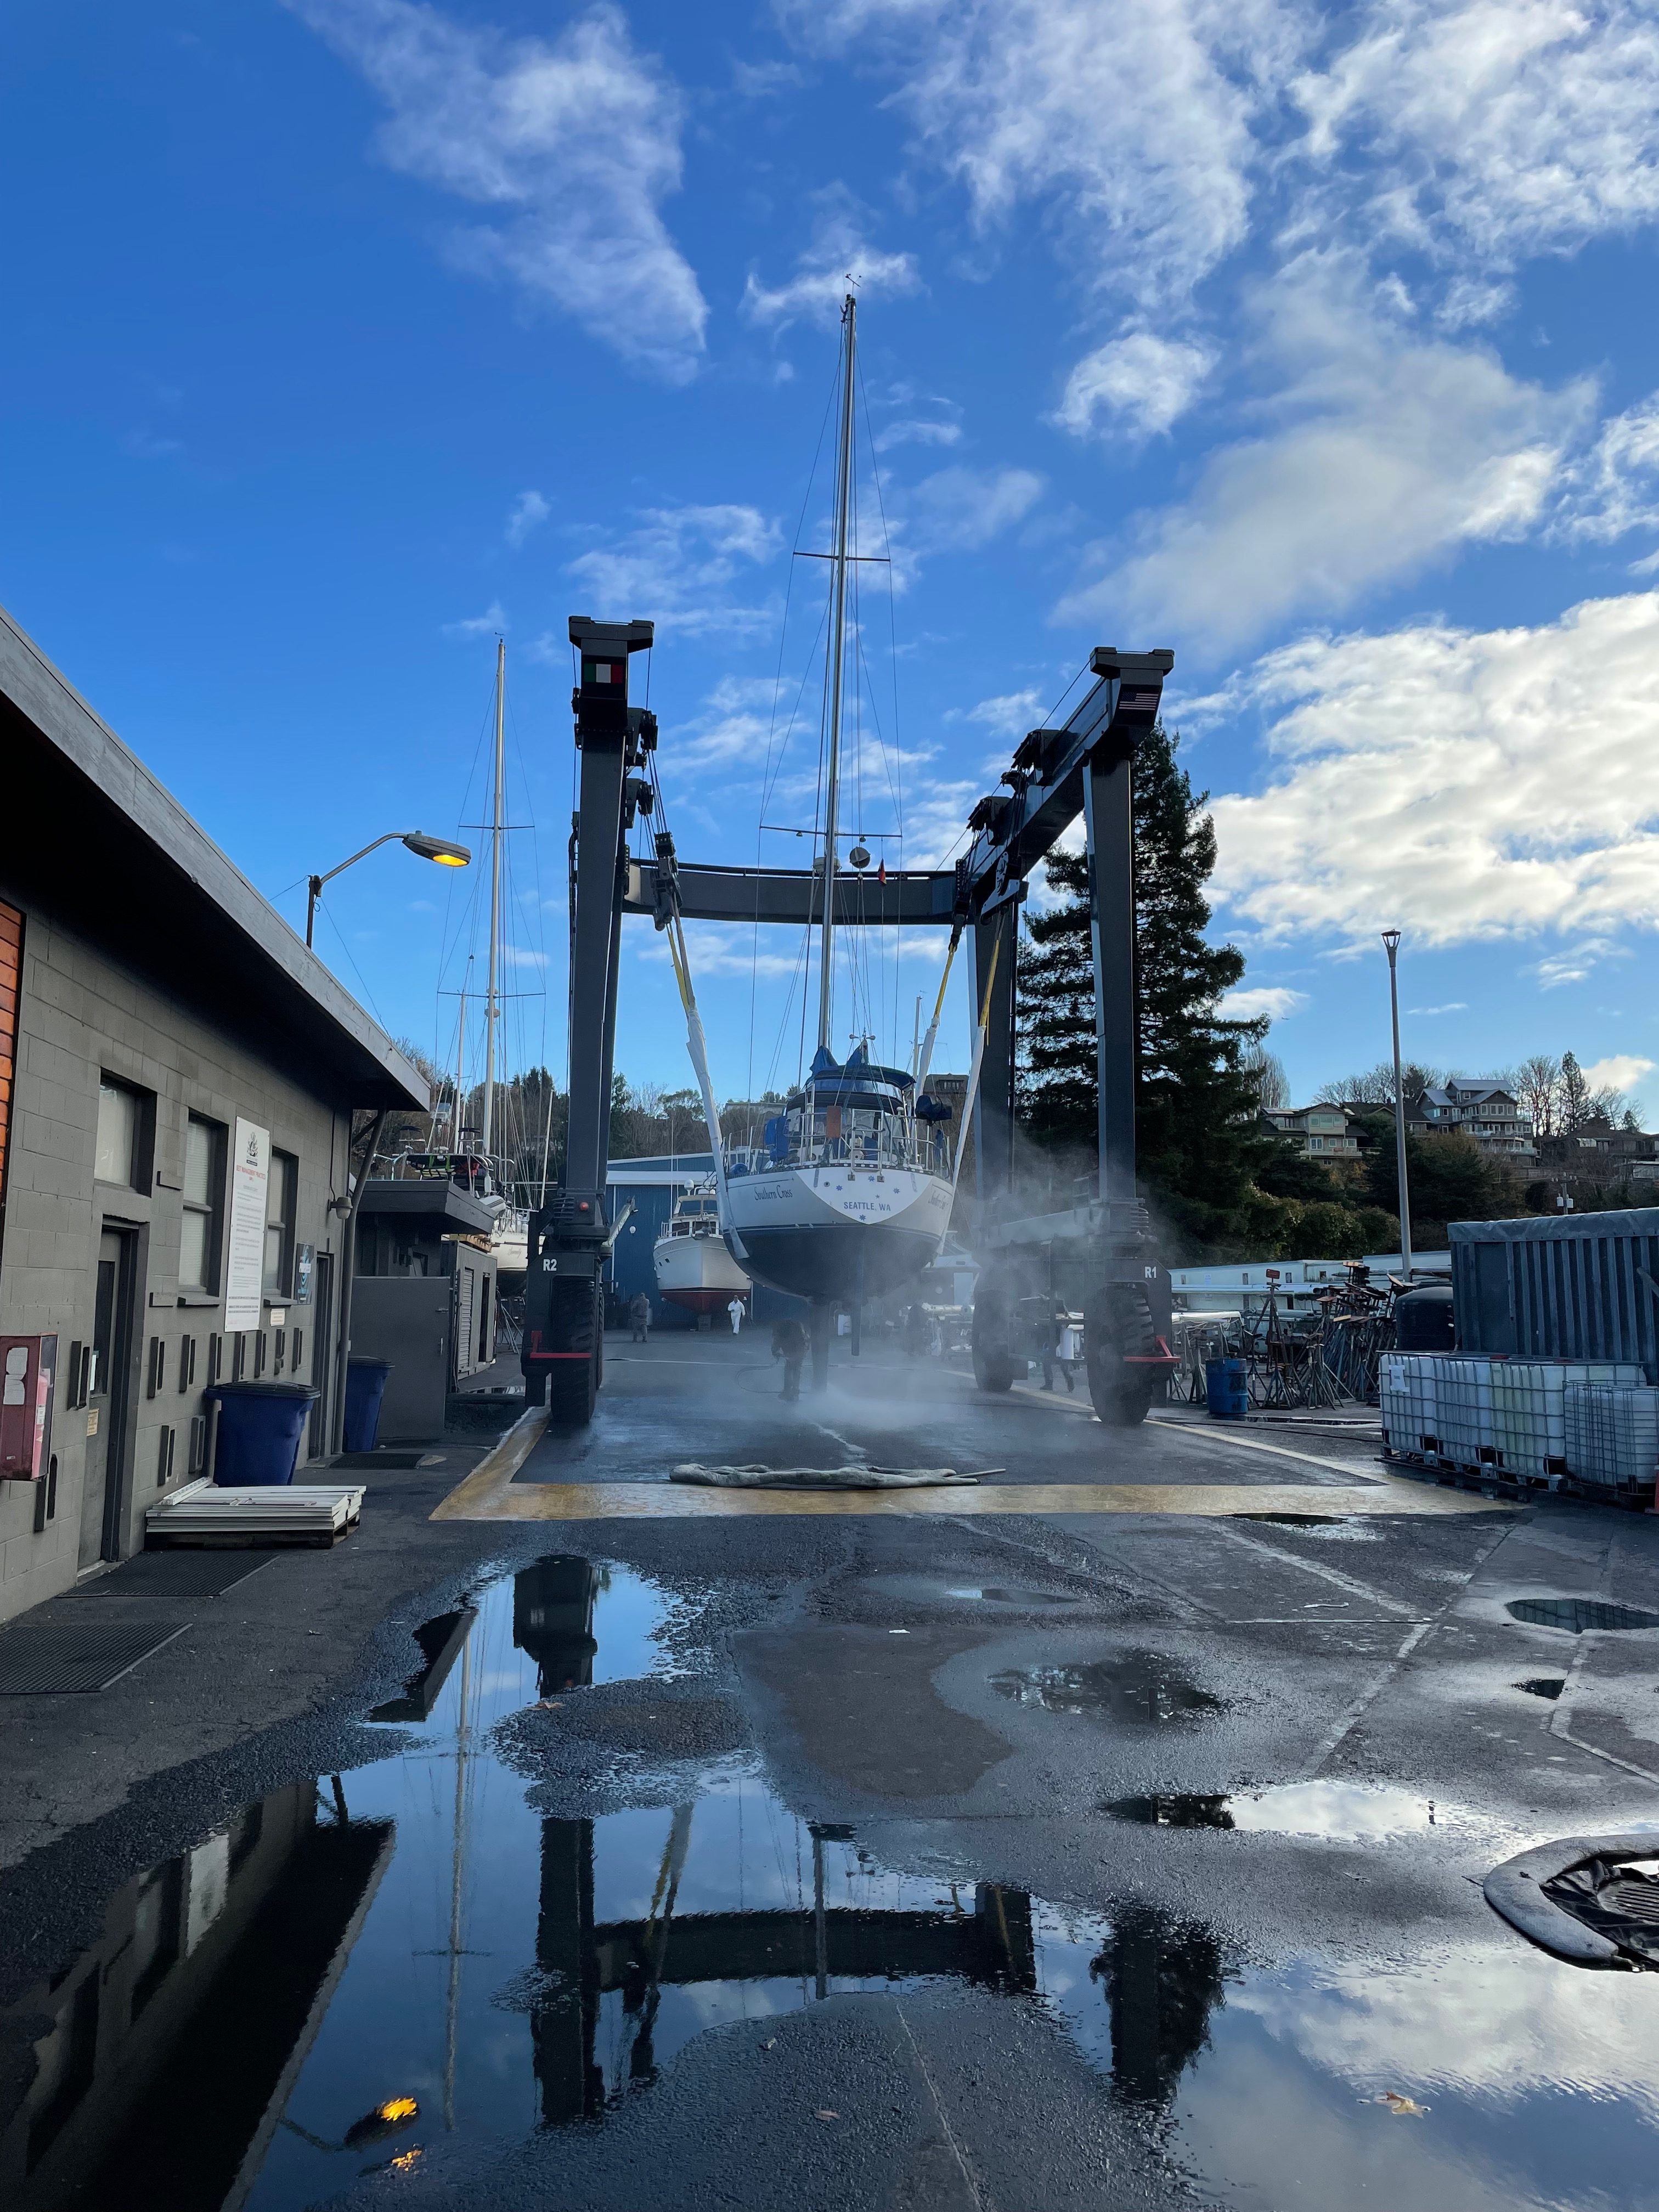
left=1018, top=723, right=1275, bottom=1250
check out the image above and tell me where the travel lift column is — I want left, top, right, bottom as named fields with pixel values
left=523, top=617, right=654, bottom=1418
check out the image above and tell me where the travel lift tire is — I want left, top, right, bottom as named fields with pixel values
left=1084, top=1281, right=1158, bottom=1427
left=545, top=1278, right=601, bottom=1424
left=971, top=1291, right=1021, bottom=1393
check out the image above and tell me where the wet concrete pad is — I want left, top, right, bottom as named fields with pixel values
left=736, top=1624, right=1012, bottom=1802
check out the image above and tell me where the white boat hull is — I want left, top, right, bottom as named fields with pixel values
left=654, top=1230, right=752, bottom=1315
left=723, top=1165, right=952, bottom=1301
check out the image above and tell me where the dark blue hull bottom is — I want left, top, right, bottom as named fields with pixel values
left=732, top=1224, right=942, bottom=1304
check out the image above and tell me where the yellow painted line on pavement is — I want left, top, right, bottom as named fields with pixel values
left=433, top=1474, right=1510, bottom=1522
left=431, top=1403, right=549, bottom=1520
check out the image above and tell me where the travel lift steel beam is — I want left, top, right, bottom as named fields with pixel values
left=524, top=622, right=1176, bottom=1425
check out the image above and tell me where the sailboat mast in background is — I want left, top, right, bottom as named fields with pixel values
left=817, top=292, right=858, bottom=1052
left=483, top=637, right=504, bottom=1165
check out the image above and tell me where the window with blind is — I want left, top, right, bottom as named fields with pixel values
left=264, top=1149, right=297, bottom=1297
left=180, top=1115, right=226, bottom=1293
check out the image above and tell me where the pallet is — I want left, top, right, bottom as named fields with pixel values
left=1381, top=1448, right=1648, bottom=1510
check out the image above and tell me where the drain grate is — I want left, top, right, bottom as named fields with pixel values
left=1545, top=1855, right=1659, bottom=1960
left=1507, top=1597, right=1659, bottom=1634
left=0, top=1621, right=191, bottom=1694
left=77, top=1551, right=278, bottom=1599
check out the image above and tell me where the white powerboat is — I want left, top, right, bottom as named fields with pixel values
left=654, top=1187, right=752, bottom=1315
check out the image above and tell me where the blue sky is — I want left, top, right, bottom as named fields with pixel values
left=9, top=1, right=1659, bottom=1118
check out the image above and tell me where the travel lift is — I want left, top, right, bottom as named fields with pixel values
left=522, top=616, right=1179, bottom=1425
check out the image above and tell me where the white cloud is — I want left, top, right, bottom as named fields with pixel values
left=288, top=0, right=707, bottom=381
left=1053, top=334, right=1215, bottom=440
left=1529, top=939, right=1620, bottom=988
left=1217, top=985, right=1310, bottom=1021
left=781, top=0, right=1299, bottom=315
left=1200, top=590, right=1659, bottom=951
left=742, top=207, right=919, bottom=329
left=674, top=674, right=783, bottom=774
left=963, top=687, right=1044, bottom=738
left=1296, top=0, right=1659, bottom=270
left=503, top=944, right=549, bottom=968
left=505, top=489, right=549, bottom=547
left=1407, top=1001, right=1468, bottom=1014
left=1063, top=260, right=1591, bottom=652
left=637, top=919, right=813, bottom=981
left=909, top=465, right=1045, bottom=551
left=565, top=504, right=781, bottom=636
left=122, top=429, right=183, bottom=459
left=442, top=600, right=507, bottom=637
left=873, top=419, right=963, bottom=453
left=1555, top=391, right=1659, bottom=549
left=1584, top=1053, right=1655, bottom=1095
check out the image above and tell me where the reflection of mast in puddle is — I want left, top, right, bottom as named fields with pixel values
left=443, top=1628, right=473, bottom=2131
left=616, top=1803, right=693, bottom=2090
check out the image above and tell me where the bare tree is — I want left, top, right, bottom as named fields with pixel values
left=1318, top=1061, right=1442, bottom=1108
left=1509, top=1054, right=1561, bottom=1137
left=1241, top=1043, right=1290, bottom=1109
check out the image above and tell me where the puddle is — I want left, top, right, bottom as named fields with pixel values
left=1508, top=1598, right=1659, bottom=1635
left=1108, top=1782, right=1447, bottom=1838
left=990, top=1654, right=1224, bottom=1724
left=1235, top=1513, right=1346, bottom=1527
left=1516, top=1677, right=1566, bottom=1701
left=9, top=1561, right=1659, bottom=2212
left=943, top=1585, right=1083, bottom=1606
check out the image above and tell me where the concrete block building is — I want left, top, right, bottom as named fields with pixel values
left=0, top=606, right=425, bottom=1622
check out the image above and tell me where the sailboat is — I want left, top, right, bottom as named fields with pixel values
left=719, top=294, right=961, bottom=1308
left=410, top=639, right=538, bottom=1289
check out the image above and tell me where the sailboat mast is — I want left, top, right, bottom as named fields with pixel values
left=483, top=637, right=505, bottom=1163
left=816, top=293, right=858, bottom=1053
left=453, top=972, right=467, bottom=1152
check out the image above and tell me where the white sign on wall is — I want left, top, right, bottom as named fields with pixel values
left=224, top=1118, right=270, bottom=1334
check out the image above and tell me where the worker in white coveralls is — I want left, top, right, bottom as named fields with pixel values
left=727, top=1296, right=746, bottom=1335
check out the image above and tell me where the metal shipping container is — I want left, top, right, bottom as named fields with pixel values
left=1449, top=1210, right=1659, bottom=1379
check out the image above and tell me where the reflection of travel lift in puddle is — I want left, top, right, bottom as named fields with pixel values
left=529, top=1808, right=1040, bottom=2126
left=504, top=1556, right=1042, bottom=2125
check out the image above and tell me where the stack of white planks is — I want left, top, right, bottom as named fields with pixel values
left=145, top=1477, right=365, bottom=1547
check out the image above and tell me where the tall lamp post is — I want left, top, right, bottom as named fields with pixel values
left=306, top=831, right=472, bottom=948
left=1381, top=929, right=1414, bottom=1279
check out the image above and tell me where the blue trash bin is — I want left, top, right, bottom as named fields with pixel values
left=206, top=1381, right=320, bottom=1486
left=343, top=1359, right=395, bottom=1454
left=1204, top=1357, right=1248, bottom=1420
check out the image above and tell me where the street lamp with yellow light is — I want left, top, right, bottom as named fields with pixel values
left=306, top=832, right=472, bottom=947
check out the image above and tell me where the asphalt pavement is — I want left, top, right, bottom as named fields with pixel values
left=5, top=1331, right=1659, bottom=2211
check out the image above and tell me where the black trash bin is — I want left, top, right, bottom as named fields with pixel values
left=344, top=1359, right=396, bottom=1453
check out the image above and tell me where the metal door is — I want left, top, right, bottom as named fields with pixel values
left=78, top=1226, right=137, bottom=1568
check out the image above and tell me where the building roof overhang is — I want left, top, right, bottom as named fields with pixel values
left=0, top=605, right=426, bottom=1111
left=357, top=1178, right=497, bottom=1233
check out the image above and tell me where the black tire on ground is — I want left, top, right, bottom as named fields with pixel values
left=523, top=1368, right=548, bottom=1408
left=1084, top=1282, right=1157, bottom=1426
left=546, top=1279, right=601, bottom=1424
left=972, top=1297, right=1020, bottom=1393
left=548, top=1357, right=597, bottom=1424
